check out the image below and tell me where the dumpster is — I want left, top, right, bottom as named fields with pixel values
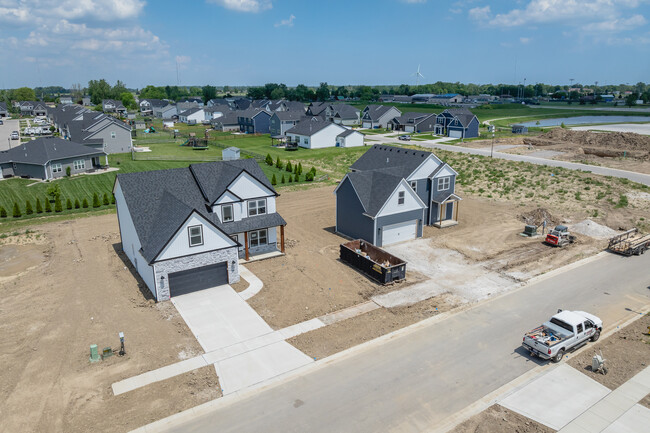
left=340, top=239, right=407, bottom=284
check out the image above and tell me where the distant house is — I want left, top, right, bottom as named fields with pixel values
left=334, top=145, right=460, bottom=246
left=306, top=102, right=329, bottom=117
left=435, top=108, right=479, bottom=139
left=233, top=98, right=251, bottom=110
left=238, top=109, right=271, bottom=134
left=60, top=96, right=73, bottom=105
left=269, top=111, right=305, bottom=136
left=388, top=112, right=438, bottom=133
left=324, top=104, right=360, bottom=126
left=102, top=99, right=127, bottom=114
left=0, top=137, right=107, bottom=180
left=412, top=94, right=463, bottom=104
left=139, top=98, right=167, bottom=115
left=204, top=105, right=231, bottom=120
left=19, top=101, right=48, bottom=116
left=0, top=102, right=7, bottom=117
left=211, top=111, right=240, bottom=132
left=207, top=98, right=231, bottom=108
left=361, top=105, right=402, bottom=129
left=82, top=96, right=92, bottom=106
left=512, top=124, right=528, bottom=134
left=177, top=98, right=204, bottom=112
left=114, top=159, right=287, bottom=300
left=153, top=103, right=177, bottom=120
left=179, top=108, right=205, bottom=124
left=286, top=120, right=363, bottom=149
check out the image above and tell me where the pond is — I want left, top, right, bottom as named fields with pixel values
left=519, top=116, right=650, bottom=127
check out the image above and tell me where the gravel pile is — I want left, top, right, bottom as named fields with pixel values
left=571, top=219, right=618, bottom=239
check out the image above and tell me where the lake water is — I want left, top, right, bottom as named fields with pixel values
left=520, top=116, right=650, bottom=127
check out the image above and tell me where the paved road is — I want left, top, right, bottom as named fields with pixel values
left=0, top=118, right=20, bottom=151
left=367, top=135, right=650, bottom=186
left=153, top=252, right=650, bottom=433
left=530, top=105, right=650, bottom=114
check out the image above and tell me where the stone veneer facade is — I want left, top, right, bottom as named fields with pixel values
left=153, top=247, right=239, bottom=301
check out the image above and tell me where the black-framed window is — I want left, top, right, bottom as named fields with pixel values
left=398, top=191, right=405, bottom=205
left=410, top=181, right=417, bottom=192
left=249, top=229, right=268, bottom=247
left=188, top=225, right=203, bottom=247
left=248, top=199, right=267, bottom=216
left=222, top=204, right=234, bottom=222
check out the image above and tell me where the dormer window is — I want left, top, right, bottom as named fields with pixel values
left=222, top=204, right=233, bottom=222
left=398, top=191, right=405, bottom=205
left=188, top=225, right=203, bottom=247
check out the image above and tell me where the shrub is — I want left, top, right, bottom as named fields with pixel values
left=285, top=161, right=292, bottom=172
left=275, top=156, right=282, bottom=168
left=12, top=202, right=21, bottom=218
left=92, top=192, right=100, bottom=208
left=265, top=153, right=273, bottom=166
left=25, top=200, right=33, bottom=215
left=66, top=166, right=71, bottom=177
left=74, top=198, right=80, bottom=209
left=36, top=198, right=43, bottom=213
left=102, top=193, right=109, bottom=205
left=298, top=162, right=303, bottom=175
left=293, top=164, right=298, bottom=175
left=305, top=171, right=314, bottom=182
left=46, top=184, right=61, bottom=200
left=0, top=207, right=6, bottom=218
left=271, top=174, right=277, bottom=185
left=281, top=174, right=285, bottom=183
left=82, top=198, right=89, bottom=208
left=574, top=192, right=582, bottom=201
left=294, top=174, right=300, bottom=182
left=54, top=196, right=62, bottom=212
left=66, top=198, right=72, bottom=210
left=111, top=194, right=115, bottom=204
left=615, top=194, right=628, bottom=208
left=288, top=174, right=293, bottom=183
left=45, top=200, right=52, bottom=213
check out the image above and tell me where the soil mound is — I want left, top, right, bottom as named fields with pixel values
left=520, top=208, right=559, bottom=226
left=524, top=129, right=650, bottom=154
left=571, top=219, right=618, bottom=239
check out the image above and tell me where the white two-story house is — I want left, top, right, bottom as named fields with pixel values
left=114, top=159, right=286, bottom=301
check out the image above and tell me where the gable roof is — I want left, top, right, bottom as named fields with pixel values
left=445, top=108, right=477, bottom=127
left=116, top=159, right=284, bottom=263
left=0, top=137, right=106, bottom=165
left=307, top=102, right=328, bottom=116
left=0, top=102, right=8, bottom=111
left=389, top=112, right=433, bottom=125
left=179, top=107, right=203, bottom=117
left=344, top=168, right=411, bottom=217
left=350, top=144, right=431, bottom=178
left=330, top=104, right=359, bottom=120
left=272, top=111, right=305, bottom=121
left=285, top=120, right=341, bottom=136
left=140, top=99, right=167, bottom=108
left=211, top=111, right=240, bottom=125
left=362, top=105, right=400, bottom=121
left=337, top=128, right=361, bottom=138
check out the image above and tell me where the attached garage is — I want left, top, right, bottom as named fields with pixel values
left=362, top=121, right=373, bottom=129
left=382, top=220, right=417, bottom=246
left=404, top=125, right=415, bottom=133
left=448, top=129, right=463, bottom=139
left=168, top=262, right=229, bottom=297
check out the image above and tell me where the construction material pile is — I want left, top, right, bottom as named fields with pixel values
left=524, top=129, right=650, bottom=159
left=571, top=219, right=618, bottom=239
left=520, top=208, right=560, bottom=227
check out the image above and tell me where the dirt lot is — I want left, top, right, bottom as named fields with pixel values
left=450, top=404, right=553, bottom=433
left=568, top=313, right=650, bottom=390
left=0, top=216, right=219, bottom=433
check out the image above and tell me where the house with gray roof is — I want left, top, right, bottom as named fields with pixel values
left=19, top=101, right=48, bottom=117
left=388, top=112, right=438, bottom=133
left=178, top=107, right=205, bottom=124
left=286, top=120, right=364, bottom=149
left=0, top=102, right=7, bottom=117
left=211, top=111, right=240, bottom=132
left=269, top=111, right=305, bottom=136
left=53, top=108, right=133, bottom=154
left=0, top=137, right=107, bottom=180
left=306, top=102, right=329, bottom=117
left=139, top=98, right=167, bottom=114
left=154, top=103, right=177, bottom=120
left=177, top=98, right=204, bottom=112
left=361, top=105, right=402, bottom=129
left=434, top=108, right=479, bottom=138
left=114, top=159, right=287, bottom=301
left=324, top=104, right=360, bottom=126
left=335, top=145, right=460, bottom=246
left=102, top=99, right=127, bottom=114
left=238, top=109, right=271, bottom=134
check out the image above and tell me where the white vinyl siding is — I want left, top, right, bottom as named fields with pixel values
left=222, top=204, right=233, bottom=222
left=188, top=225, right=204, bottom=247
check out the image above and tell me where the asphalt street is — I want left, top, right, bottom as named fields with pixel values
left=152, top=252, right=650, bottom=433
left=0, top=118, right=20, bottom=151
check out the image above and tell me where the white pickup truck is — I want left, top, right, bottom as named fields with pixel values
left=522, top=310, right=602, bottom=363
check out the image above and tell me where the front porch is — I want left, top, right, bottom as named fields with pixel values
left=233, top=225, right=287, bottom=261
left=430, top=194, right=461, bottom=228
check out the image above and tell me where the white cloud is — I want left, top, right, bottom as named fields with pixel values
left=519, top=36, right=531, bottom=44
left=274, top=14, right=295, bottom=27
left=0, top=0, right=145, bottom=25
left=468, top=5, right=491, bottom=21
left=207, top=0, right=272, bottom=13
left=582, top=14, right=647, bottom=32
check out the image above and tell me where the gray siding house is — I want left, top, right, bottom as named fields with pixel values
left=238, top=109, right=271, bottom=134
left=114, top=159, right=287, bottom=301
left=435, top=108, right=479, bottom=138
left=269, top=111, right=305, bottom=136
left=0, top=137, right=107, bottom=180
left=335, top=145, right=461, bottom=246
left=0, top=102, right=7, bottom=117
left=388, top=112, right=438, bottom=133
left=361, top=105, right=402, bottom=129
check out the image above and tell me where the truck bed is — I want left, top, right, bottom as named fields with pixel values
left=525, top=325, right=570, bottom=347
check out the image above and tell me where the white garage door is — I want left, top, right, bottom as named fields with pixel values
left=405, top=125, right=415, bottom=133
left=362, top=121, right=373, bottom=129
left=382, top=220, right=417, bottom=246
left=449, top=129, right=463, bottom=138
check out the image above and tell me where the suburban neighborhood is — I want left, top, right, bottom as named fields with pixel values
left=1, top=1, right=650, bottom=433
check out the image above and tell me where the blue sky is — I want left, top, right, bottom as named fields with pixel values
left=1, top=0, right=649, bottom=89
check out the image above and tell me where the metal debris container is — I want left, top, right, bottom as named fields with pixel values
left=340, top=239, right=407, bottom=284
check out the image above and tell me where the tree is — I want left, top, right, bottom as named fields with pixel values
left=247, top=87, right=266, bottom=99
left=271, top=174, right=277, bottom=185
left=66, top=166, right=71, bottom=177
left=120, top=92, right=137, bottom=110
left=265, top=153, right=274, bottom=166
left=45, top=200, right=52, bottom=212
left=276, top=156, right=282, bottom=168
left=36, top=198, right=43, bottom=214
left=82, top=198, right=89, bottom=208
left=625, top=93, right=637, bottom=107
left=139, top=85, right=167, bottom=100
left=25, top=200, right=33, bottom=215
left=87, top=79, right=112, bottom=105
left=54, top=196, right=62, bottom=212
left=285, top=161, right=292, bottom=172
left=281, top=174, right=285, bottom=183
left=111, top=80, right=127, bottom=99
left=66, top=198, right=72, bottom=210
left=102, top=193, right=110, bottom=205
left=111, top=194, right=115, bottom=204
left=298, top=162, right=303, bottom=175
left=11, top=87, right=36, bottom=101
left=294, top=164, right=298, bottom=175
left=316, top=82, right=330, bottom=101
left=0, top=207, right=6, bottom=218
left=288, top=174, right=293, bottom=183
left=12, top=202, right=21, bottom=218
left=46, top=184, right=61, bottom=200
left=270, top=87, right=285, bottom=100
left=202, top=85, right=217, bottom=103
left=74, top=199, right=80, bottom=209
left=92, top=192, right=101, bottom=208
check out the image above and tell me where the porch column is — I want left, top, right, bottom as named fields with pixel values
left=454, top=201, right=459, bottom=222
left=244, top=231, right=250, bottom=261
left=280, top=225, right=285, bottom=253
left=438, top=203, right=442, bottom=223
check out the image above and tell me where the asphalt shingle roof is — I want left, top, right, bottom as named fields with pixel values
left=285, top=120, right=338, bottom=136
left=0, top=137, right=106, bottom=165
left=345, top=168, right=407, bottom=216
left=350, top=144, right=430, bottom=178
left=446, top=108, right=476, bottom=127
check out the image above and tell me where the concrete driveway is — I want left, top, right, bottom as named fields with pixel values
left=171, top=285, right=313, bottom=394
left=0, top=118, right=20, bottom=151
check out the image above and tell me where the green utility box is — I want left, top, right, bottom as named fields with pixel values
left=89, top=344, right=100, bottom=363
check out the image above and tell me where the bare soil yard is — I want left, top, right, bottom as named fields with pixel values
left=568, top=313, right=650, bottom=390
left=450, top=404, right=553, bottom=433
left=0, top=215, right=219, bottom=433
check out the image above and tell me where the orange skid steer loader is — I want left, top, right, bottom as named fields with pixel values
left=545, top=225, right=576, bottom=247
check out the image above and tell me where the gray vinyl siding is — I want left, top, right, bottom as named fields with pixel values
left=336, top=178, right=375, bottom=243
left=431, top=174, right=456, bottom=203
left=269, top=115, right=281, bottom=136
left=47, top=155, right=104, bottom=179
left=253, top=113, right=271, bottom=134
left=430, top=203, right=439, bottom=224
left=375, top=208, right=425, bottom=246
left=415, top=117, right=437, bottom=132
left=410, top=178, right=430, bottom=206
left=9, top=163, right=46, bottom=179
left=465, top=117, right=479, bottom=138
left=91, top=127, right=132, bottom=154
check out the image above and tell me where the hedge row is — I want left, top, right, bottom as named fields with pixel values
left=0, top=192, right=115, bottom=218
